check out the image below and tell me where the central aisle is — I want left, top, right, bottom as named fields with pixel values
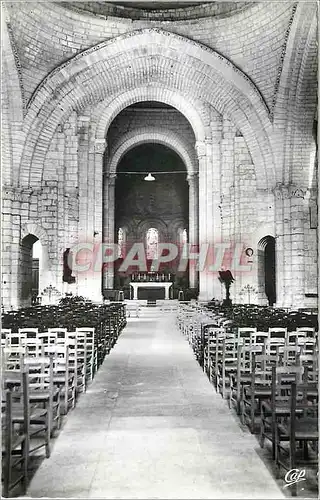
left=28, top=312, right=284, bottom=499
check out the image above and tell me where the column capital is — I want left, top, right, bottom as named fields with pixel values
left=305, top=187, right=317, bottom=200
left=103, top=172, right=117, bottom=183
left=195, top=140, right=213, bottom=159
left=95, top=139, right=107, bottom=154
left=273, top=183, right=307, bottom=200
left=187, top=172, right=199, bottom=183
left=108, top=173, right=117, bottom=185
left=195, top=141, right=206, bottom=158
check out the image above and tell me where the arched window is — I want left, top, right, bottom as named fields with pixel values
left=178, top=228, right=188, bottom=258
left=181, top=228, right=188, bottom=246
left=178, top=228, right=188, bottom=247
left=146, top=228, right=159, bottom=260
left=117, top=228, right=125, bottom=258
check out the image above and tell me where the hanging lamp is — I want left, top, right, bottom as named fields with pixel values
left=144, top=173, right=155, bottom=181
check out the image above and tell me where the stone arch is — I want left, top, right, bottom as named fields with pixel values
left=19, top=222, right=53, bottom=301
left=94, top=87, right=207, bottom=144
left=273, top=3, right=317, bottom=186
left=108, top=128, right=196, bottom=177
left=2, top=14, right=25, bottom=185
left=21, top=222, right=49, bottom=246
left=136, top=218, right=168, bottom=243
left=20, top=29, right=274, bottom=188
left=251, top=224, right=275, bottom=248
left=257, top=235, right=276, bottom=306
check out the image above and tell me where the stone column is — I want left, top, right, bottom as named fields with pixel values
left=196, top=140, right=209, bottom=300
left=274, top=184, right=307, bottom=308
left=196, top=111, right=223, bottom=301
left=187, top=172, right=199, bottom=290
left=89, top=138, right=105, bottom=302
left=102, top=170, right=116, bottom=292
left=210, top=112, right=223, bottom=301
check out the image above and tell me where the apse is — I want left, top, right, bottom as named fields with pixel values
left=114, top=143, right=189, bottom=294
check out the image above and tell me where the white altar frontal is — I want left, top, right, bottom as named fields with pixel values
left=130, top=281, right=173, bottom=300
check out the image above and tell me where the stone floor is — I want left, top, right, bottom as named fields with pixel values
left=27, top=312, right=287, bottom=499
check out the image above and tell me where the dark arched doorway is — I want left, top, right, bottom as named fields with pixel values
left=257, top=235, right=276, bottom=306
left=20, top=235, right=42, bottom=306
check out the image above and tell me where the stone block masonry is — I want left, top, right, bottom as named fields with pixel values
left=1, top=1, right=317, bottom=310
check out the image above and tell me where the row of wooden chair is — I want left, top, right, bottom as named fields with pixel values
left=177, top=303, right=318, bottom=495
left=1, top=309, right=126, bottom=497
left=2, top=355, right=61, bottom=497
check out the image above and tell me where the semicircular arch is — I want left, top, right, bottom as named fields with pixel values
left=108, top=128, right=196, bottom=176
left=20, top=29, right=274, bottom=189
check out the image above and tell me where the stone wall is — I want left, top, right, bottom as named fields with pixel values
left=1, top=1, right=318, bottom=310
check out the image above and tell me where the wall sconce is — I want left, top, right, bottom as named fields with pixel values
left=245, top=247, right=254, bottom=263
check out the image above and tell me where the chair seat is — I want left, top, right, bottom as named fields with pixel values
left=262, top=400, right=316, bottom=415
left=53, top=375, right=73, bottom=383
left=1, top=432, right=26, bottom=453
left=244, top=386, right=271, bottom=397
left=29, top=387, right=60, bottom=401
left=224, top=364, right=238, bottom=372
left=278, top=418, right=318, bottom=440
left=232, top=374, right=251, bottom=384
left=59, top=386, right=74, bottom=396
left=12, top=407, right=47, bottom=422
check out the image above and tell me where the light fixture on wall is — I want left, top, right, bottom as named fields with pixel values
left=144, top=173, right=155, bottom=181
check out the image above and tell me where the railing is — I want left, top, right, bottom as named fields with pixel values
left=130, top=272, right=173, bottom=283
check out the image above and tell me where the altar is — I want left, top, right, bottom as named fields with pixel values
left=130, top=281, right=173, bottom=300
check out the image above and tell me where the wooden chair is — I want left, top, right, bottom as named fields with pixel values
left=1, top=372, right=29, bottom=498
left=286, top=330, right=307, bottom=346
left=75, top=328, right=96, bottom=383
left=297, top=337, right=317, bottom=356
left=2, top=346, right=26, bottom=371
left=251, top=331, right=269, bottom=345
left=298, top=353, right=318, bottom=384
left=44, top=345, right=76, bottom=414
left=1, top=329, right=11, bottom=348
left=237, top=327, right=257, bottom=345
left=3, top=363, right=53, bottom=460
left=277, top=345, right=301, bottom=367
left=73, top=332, right=87, bottom=393
left=48, top=328, right=67, bottom=342
left=61, top=334, right=79, bottom=399
left=240, top=350, right=277, bottom=433
left=295, top=326, right=316, bottom=338
left=21, top=338, right=44, bottom=358
left=216, top=337, right=241, bottom=399
left=260, top=365, right=306, bottom=459
left=18, top=328, right=38, bottom=339
left=268, top=327, right=287, bottom=339
left=203, top=326, right=222, bottom=378
left=23, top=354, right=61, bottom=439
left=38, top=331, right=58, bottom=346
left=5, top=333, right=26, bottom=348
left=209, top=330, right=226, bottom=389
left=275, top=381, right=318, bottom=496
left=229, top=343, right=263, bottom=414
